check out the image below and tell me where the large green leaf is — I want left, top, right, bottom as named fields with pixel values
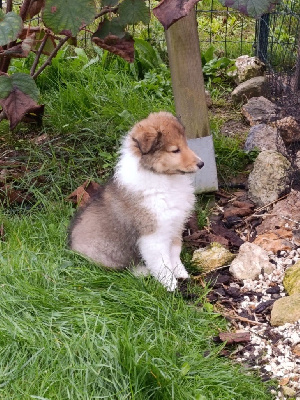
left=0, top=73, right=39, bottom=101
left=93, top=18, right=126, bottom=39
left=118, top=0, right=150, bottom=25
left=42, top=0, right=96, bottom=36
left=0, top=10, right=23, bottom=46
left=219, top=0, right=281, bottom=18
left=101, top=0, right=119, bottom=6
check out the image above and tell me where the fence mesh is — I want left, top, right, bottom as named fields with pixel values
left=196, top=0, right=300, bottom=120
left=196, top=0, right=256, bottom=58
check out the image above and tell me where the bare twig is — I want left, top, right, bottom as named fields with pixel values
left=32, top=35, right=69, bottom=80
left=30, top=31, right=50, bottom=76
left=245, top=213, right=276, bottom=222
left=254, top=194, right=289, bottom=213
left=94, top=6, right=118, bottom=20
left=222, top=312, right=264, bottom=326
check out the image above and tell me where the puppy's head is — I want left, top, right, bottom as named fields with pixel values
left=129, top=112, right=204, bottom=174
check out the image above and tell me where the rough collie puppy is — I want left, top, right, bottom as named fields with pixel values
left=68, top=111, right=204, bottom=291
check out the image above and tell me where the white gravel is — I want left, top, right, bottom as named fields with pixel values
left=232, top=247, right=300, bottom=399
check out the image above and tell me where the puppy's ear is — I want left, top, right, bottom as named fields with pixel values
left=131, top=130, right=162, bottom=155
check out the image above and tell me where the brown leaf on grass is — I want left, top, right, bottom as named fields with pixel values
left=66, top=180, right=101, bottom=208
left=0, top=161, right=28, bottom=183
left=153, top=0, right=200, bottom=30
left=0, top=184, right=33, bottom=205
left=92, top=35, right=134, bottom=63
left=0, top=88, right=44, bottom=130
left=218, top=331, right=251, bottom=344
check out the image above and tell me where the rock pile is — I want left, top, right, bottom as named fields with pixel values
left=188, top=53, right=300, bottom=398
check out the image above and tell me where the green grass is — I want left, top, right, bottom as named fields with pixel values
left=2, top=46, right=174, bottom=195
left=0, top=200, right=274, bottom=399
left=0, top=48, right=273, bottom=399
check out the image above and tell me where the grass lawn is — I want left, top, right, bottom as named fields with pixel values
left=0, top=47, right=273, bottom=399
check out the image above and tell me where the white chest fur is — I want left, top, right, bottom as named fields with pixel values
left=115, top=145, right=195, bottom=234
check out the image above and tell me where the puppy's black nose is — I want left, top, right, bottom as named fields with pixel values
left=197, top=161, right=204, bottom=169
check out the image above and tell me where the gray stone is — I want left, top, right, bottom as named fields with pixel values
left=192, top=242, right=235, bottom=272
left=234, top=55, right=266, bottom=84
left=231, top=76, right=266, bottom=104
left=271, top=293, right=300, bottom=326
left=242, top=96, right=278, bottom=126
left=229, top=242, right=274, bottom=280
left=244, top=124, right=287, bottom=155
left=248, top=150, right=291, bottom=207
left=273, top=116, right=300, bottom=144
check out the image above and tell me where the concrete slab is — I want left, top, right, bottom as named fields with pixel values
left=188, top=135, right=218, bottom=193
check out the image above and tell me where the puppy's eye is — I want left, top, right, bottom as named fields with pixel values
left=172, top=148, right=180, bottom=153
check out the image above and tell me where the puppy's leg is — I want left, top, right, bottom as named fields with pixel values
left=170, top=237, right=189, bottom=279
left=138, top=234, right=177, bottom=291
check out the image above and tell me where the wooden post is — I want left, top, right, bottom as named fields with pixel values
left=165, top=7, right=209, bottom=139
left=165, top=7, right=218, bottom=192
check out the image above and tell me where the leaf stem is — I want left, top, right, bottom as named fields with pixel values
left=30, top=31, right=50, bottom=76
left=94, top=6, right=118, bottom=20
left=32, top=35, right=69, bottom=80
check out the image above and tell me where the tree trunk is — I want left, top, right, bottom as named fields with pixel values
left=165, top=7, right=210, bottom=139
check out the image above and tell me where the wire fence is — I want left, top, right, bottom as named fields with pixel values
left=195, top=0, right=300, bottom=97
left=255, top=0, right=300, bottom=96
left=196, top=1, right=256, bottom=58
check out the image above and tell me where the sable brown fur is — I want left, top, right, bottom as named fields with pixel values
left=68, top=112, right=204, bottom=290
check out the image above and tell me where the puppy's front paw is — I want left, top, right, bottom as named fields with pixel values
left=159, top=274, right=178, bottom=292
left=173, top=263, right=189, bottom=279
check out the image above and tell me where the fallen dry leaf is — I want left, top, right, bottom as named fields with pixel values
left=279, top=377, right=290, bottom=386
left=0, top=183, right=33, bottom=204
left=218, top=331, right=251, bottom=344
left=66, top=180, right=101, bottom=208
